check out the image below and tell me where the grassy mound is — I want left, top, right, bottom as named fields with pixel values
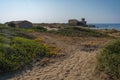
left=0, top=37, right=54, bottom=72
left=49, top=27, right=108, bottom=37
left=97, top=40, right=120, bottom=80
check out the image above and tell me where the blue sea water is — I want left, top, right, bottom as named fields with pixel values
left=91, top=24, right=120, bottom=31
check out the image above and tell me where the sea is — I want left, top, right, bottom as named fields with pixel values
left=90, top=24, right=120, bottom=31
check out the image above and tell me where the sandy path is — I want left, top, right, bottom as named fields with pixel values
left=10, top=50, right=96, bottom=80
left=0, top=32, right=107, bottom=80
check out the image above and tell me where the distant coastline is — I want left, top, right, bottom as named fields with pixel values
left=89, top=23, right=120, bottom=30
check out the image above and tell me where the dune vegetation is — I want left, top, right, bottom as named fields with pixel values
left=0, top=24, right=120, bottom=80
left=97, top=40, right=120, bottom=80
left=48, top=26, right=108, bottom=37
left=0, top=25, right=56, bottom=73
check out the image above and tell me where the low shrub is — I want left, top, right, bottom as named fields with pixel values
left=0, top=24, right=7, bottom=29
left=0, top=27, right=34, bottom=39
left=34, top=38, right=60, bottom=55
left=97, top=40, right=120, bottom=80
left=34, top=37, right=42, bottom=42
left=0, top=37, right=54, bottom=72
left=33, top=26, right=47, bottom=32
left=49, top=27, right=108, bottom=37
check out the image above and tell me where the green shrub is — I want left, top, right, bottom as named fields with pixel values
left=0, top=27, right=34, bottom=39
left=0, top=37, right=53, bottom=72
left=0, top=27, right=53, bottom=72
left=33, top=26, right=47, bottom=32
left=97, top=40, right=120, bottom=80
left=0, top=24, right=6, bottom=29
left=49, top=27, right=108, bottom=37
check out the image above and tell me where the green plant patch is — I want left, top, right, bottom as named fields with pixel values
left=0, top=37, right=53, bottom=73
left=0, top=26, right=34, bottom=39
left=97, top=40, right=120, bottom=80
left=49, top=27, right=108, bottom=37
left=33, top=26, right=47, bottom=32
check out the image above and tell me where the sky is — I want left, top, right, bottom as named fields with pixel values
left=0, top=0, right=120, bottom=23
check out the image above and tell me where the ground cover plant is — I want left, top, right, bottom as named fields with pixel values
left=0, top=25, right=55, bottom=73
left=49, top=27, right=108, bottom=37
left=97, top=40, right=120, bottom=80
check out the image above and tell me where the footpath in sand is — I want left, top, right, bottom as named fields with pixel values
left=0, top=32, right=110, bottom=80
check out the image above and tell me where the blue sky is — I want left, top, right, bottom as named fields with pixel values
left=0, top=0, right=120, bottom=23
